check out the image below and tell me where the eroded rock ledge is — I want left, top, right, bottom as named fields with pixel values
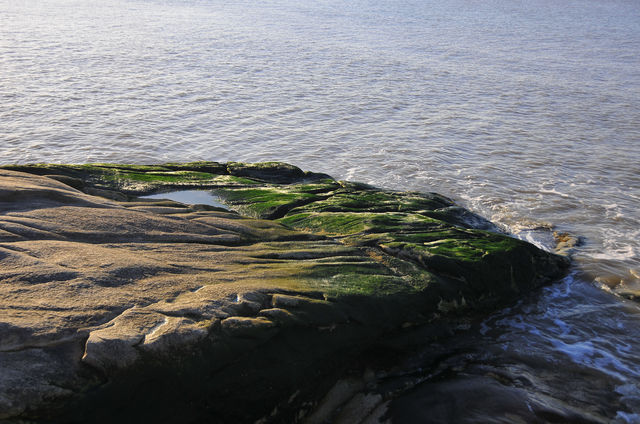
left=0, top=162, right=569, bottom=423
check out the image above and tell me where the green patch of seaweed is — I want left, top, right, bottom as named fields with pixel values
left=215, top=187, right=321, bottom=219
left=227, top=161, right=305, bottom=184
left=163, top=161, right=228, bottom=174
left=420, top=235, right=522, bottom=262
left=300, top=266, right=413, bottom=297
left=380, top=230, right=525, bottom=266
left=279, top=213, right=370, bottom=235
left=104, top=170, right=215, bottom=183
left=287, top=189, right=453, bottom=215
left=314, top=273, right=413, bottom=297
left=80, top=163, right=173, bottom=172
left=279, top=212, right=445, bottom=237
left=288, top=181, right=342, bottom=194
left=81, top=161, right=227, bottom=175
left=212, top=175, right=262, bottom=185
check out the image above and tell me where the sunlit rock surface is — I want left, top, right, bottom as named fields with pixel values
left=0, top=162, right=569, bottom=423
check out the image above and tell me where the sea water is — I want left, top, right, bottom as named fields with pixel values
left=1, top=0, right=639, bottom=421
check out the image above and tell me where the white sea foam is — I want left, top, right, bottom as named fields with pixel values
left=588, top=247, right=636, bottom=262
left=614, top=412, right=640, bottom=424
left=538, top=188, right=571, bottom=199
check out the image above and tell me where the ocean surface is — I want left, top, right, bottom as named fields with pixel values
left=1, top=0, right=639, bottom=422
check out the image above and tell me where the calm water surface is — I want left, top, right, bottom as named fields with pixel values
left=1, top=0, right=639, bottom=421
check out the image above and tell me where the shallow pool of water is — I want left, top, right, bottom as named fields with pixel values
left=139, top=190, right=229, bottom=209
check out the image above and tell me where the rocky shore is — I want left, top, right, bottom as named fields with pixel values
left=0, top=162, right=569, bottom=423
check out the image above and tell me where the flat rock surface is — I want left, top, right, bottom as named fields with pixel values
left=0, top=163, right=569, bottom=423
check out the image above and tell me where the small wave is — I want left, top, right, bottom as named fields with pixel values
left=615, top=384, right=640, bottom=424
left=343, top=167, right=360, bottom=182
left=615, top=411, right=640, bottom=424
left=538, top=188, right=572, bottom=199
left=588, top=245, right=637, bottom=262
left=513, top=228, right=557, bottom=251
left=485, top=273, right=640, bottom=383
left=550, top=338, right=639, bottom=381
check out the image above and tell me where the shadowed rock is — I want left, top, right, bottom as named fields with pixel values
left=0, top=162, right=569, bottom=423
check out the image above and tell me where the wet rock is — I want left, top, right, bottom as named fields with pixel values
left=43, top=174, right=84, bottom=190
left=0, top=163, right=570, bottom=423
left=386, top=374, right=608, bottom=424
left=553, top=231, right=582, bottom=257
left=227, top=161, right=305, bottom=184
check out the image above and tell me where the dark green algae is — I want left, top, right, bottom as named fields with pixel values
left=2, top=160, right=569, bottom=305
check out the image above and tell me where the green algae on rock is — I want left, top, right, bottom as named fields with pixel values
left=0, top=162, right=569, bottom=423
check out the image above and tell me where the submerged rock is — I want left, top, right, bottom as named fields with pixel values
left=0, top=162, right=569, bottom=423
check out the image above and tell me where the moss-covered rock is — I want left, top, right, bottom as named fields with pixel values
left=0, top=162, right=569, bottom=423
left=226, top=161, right=305, bottom=183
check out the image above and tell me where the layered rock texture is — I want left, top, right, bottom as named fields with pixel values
left=0, top=162, right=569, bottom=423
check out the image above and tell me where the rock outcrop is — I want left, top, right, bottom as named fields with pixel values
left=0, top=162, right=569, bottom=423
